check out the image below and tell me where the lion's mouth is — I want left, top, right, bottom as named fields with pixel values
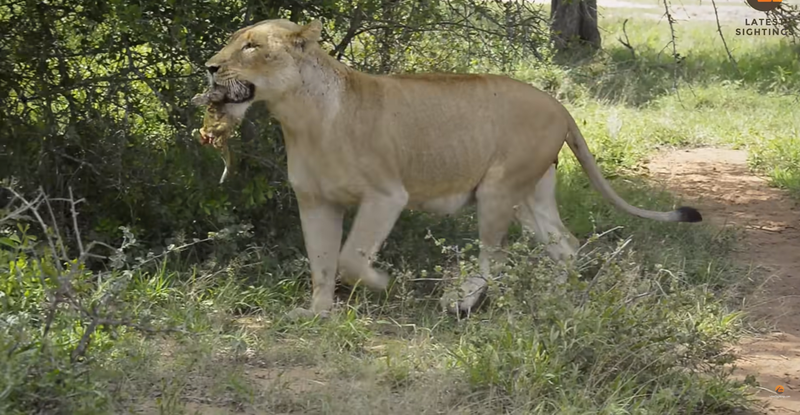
left=215, top=80, right=256, bottom=104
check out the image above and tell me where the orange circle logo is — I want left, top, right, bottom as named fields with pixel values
left=776, top=385, right=785, bottom=394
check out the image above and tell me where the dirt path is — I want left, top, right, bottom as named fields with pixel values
left=647, top=148, right=800, bottom=414
left=527, top=0, right=763, bottom=22
left=594, top=0, right=762, bottom=22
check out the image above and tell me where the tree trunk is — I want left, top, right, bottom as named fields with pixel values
left=550, top=0, right=601, bottom=51
left=378, top=0, right=398, bottom=74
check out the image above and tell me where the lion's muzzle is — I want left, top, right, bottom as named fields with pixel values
left=207, top=70, right=256, bottom=104
left=221, top=80, right=255, bottom=103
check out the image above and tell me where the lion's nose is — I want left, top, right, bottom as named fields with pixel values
left=206, top=65, right=220, bottom=74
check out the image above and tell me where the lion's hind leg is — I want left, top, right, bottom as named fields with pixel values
left=440, top=180, right=517, bottom=316
left=514, top=164, right=579, bottom=267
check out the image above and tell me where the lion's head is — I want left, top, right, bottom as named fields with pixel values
left=203, top=19, right=323, bottom=106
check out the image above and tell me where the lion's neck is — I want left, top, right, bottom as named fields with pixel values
left=269, top=49, right=349, bottom=131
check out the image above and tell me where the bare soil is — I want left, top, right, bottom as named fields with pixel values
left=647, top=147, right=800, bottom=414
left=528, top=0, right=763, bottom=22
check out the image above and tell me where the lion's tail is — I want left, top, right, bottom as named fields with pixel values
left=563, top=112, right=702, bottom=223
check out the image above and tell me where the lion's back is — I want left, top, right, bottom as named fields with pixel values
left=334, top=71, right=559, bottom=195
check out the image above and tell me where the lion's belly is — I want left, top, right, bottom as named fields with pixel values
left=407, top=192, right=475, bottom=215
left=400, top=152, right=486, bottom=215
left=398, top=133, right=493, bottom=205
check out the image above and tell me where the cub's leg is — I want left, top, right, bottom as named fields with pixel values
left=288, top=197, right=345, bottom=320
left=514, top=164, right=579, bottom=265
left=441, top=183, right=516, bottom=315
left=338, top=189, right=409, bottom=292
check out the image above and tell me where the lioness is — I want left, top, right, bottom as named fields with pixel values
left=200, top=19, right=702, bottom=317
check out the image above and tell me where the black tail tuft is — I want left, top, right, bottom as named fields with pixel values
left=675, top=206, right=703, bottom=223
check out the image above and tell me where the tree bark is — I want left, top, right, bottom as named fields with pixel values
left=379, top=0, right=399, bottom=74
left=550, top=0, right=601, bottom=51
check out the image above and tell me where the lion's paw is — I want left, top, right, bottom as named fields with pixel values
left=440, top=276, right=488, bottom=316
left=342, top=267, right=390, bottom=291
left=366, top=268, right=390, bottom=291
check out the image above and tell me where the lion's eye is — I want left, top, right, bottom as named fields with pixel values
left=242, top=42, right=257, bottom=51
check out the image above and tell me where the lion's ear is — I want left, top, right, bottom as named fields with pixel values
left=293, top=20, right=322, bottom=50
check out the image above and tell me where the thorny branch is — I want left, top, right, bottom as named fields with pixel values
left=617, top=19, right=635, bottom=60
left=661, top=0, right=681, bottom=93
left=767, top=5, right=800, bottom=41
left=710, top=0, right=738, bottom=73
left=330, top=6, right=364, bottom=60
left=321, top=0, right=548, bottom=70
left=1, top=186, right=204, bottom=362
left=123, top=37, right=173, bottom=112
left=580, top=237, right=633, bottom=307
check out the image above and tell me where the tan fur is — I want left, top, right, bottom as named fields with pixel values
left=199, top=102, right=235, bottom=149
left=202, top=19, right=702, bottom=317
left=191, top=90, right=236, bottom=183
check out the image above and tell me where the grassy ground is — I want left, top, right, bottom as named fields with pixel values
left=542, top=14, right=800, bottom=198
left=3, top=10, right=800, bottom=415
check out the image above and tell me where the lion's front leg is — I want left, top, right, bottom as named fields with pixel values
left=291, top=196, right=345, bottom=319
left=337, top=189, right=409, bottom=292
